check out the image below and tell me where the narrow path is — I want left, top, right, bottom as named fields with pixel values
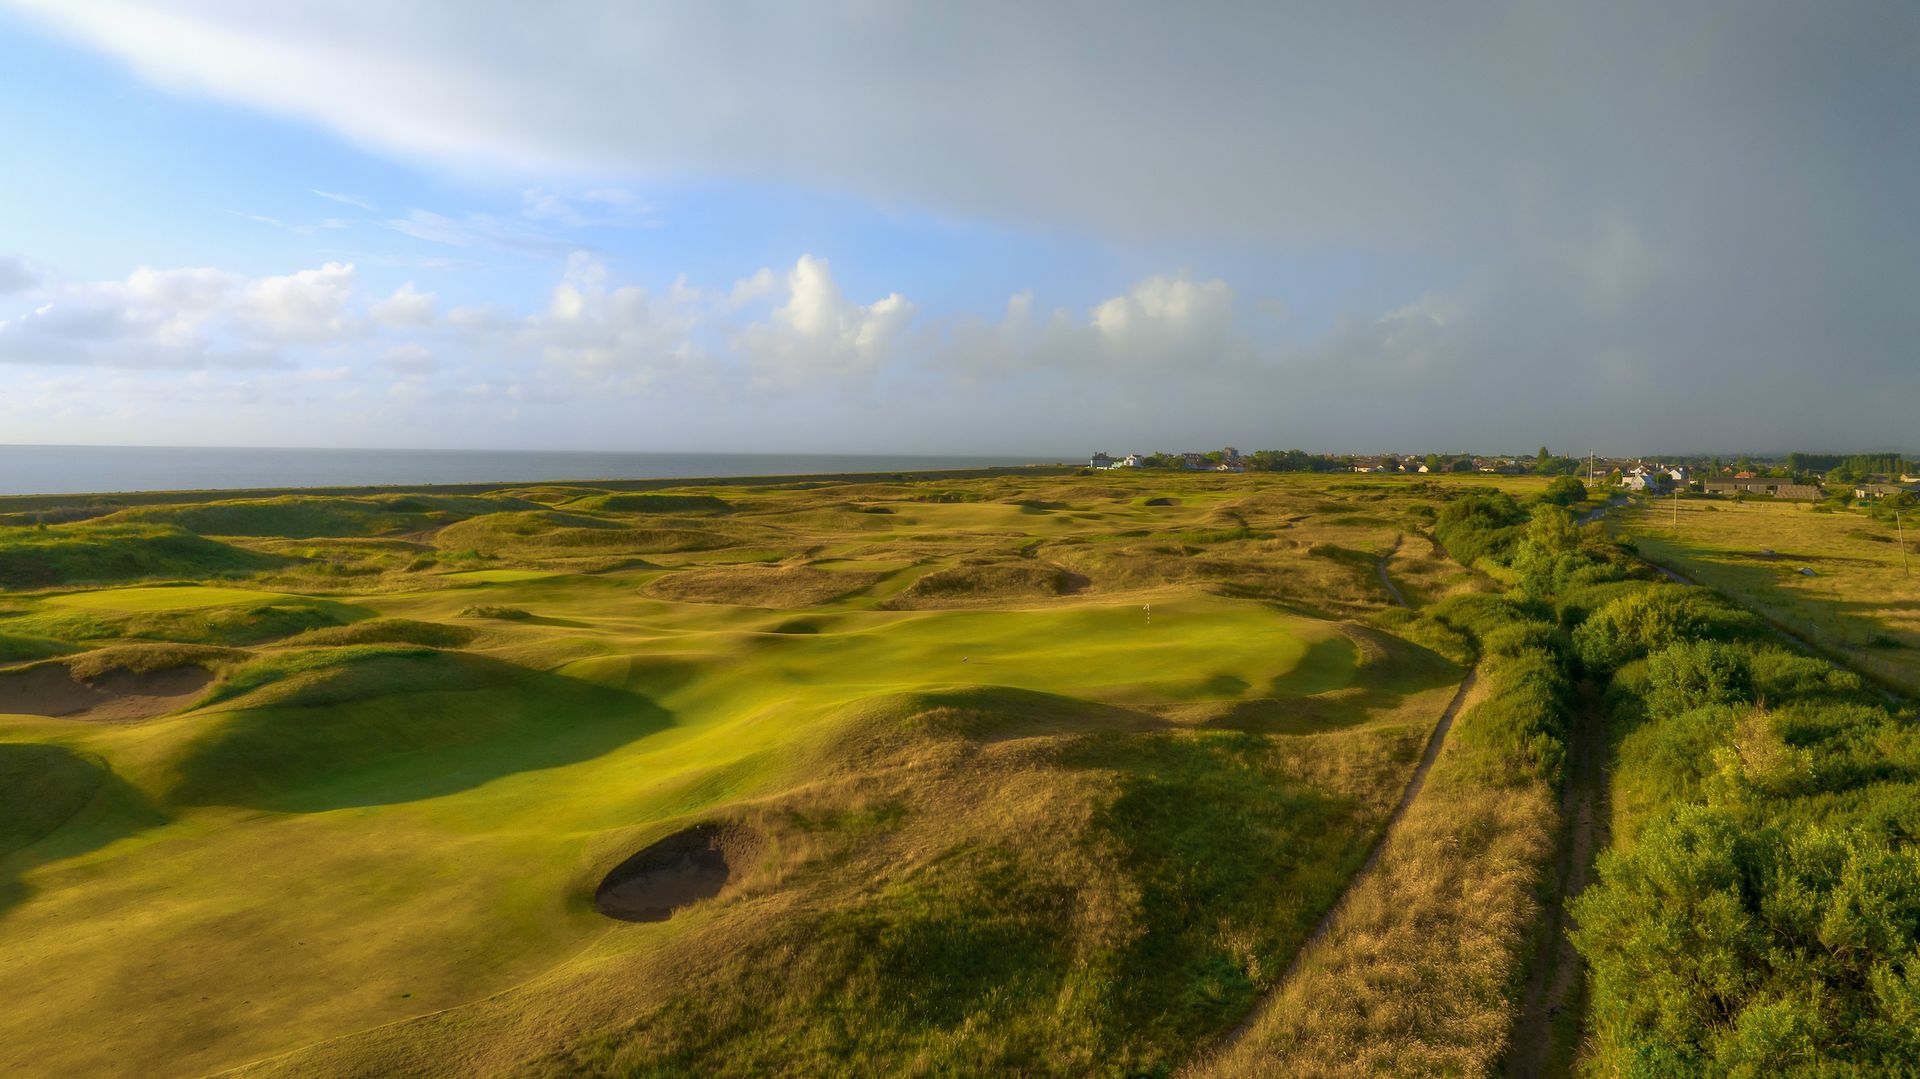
left=1375, top=536, right=1408, bottom=607
left=1214, top=665, right=1481, bottom=1055
left=1504, top=681, right=1608, bottom=1077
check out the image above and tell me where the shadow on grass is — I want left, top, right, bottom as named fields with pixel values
left=0, top=743, right=168, bottom=920
left=1639, top=533, right=1920, bottom=692
left=1200, top=627, right=1462, bottom=735
left=161, top=651, right=674, bottom=812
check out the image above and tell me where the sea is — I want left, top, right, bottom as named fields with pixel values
left=0, top=445, right=1060, bottom=498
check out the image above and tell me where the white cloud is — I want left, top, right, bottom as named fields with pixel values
left=727, top=268, right=778, bottom=310
left=370, top=282, right=437, bottom=327
left=238, top=261, right=358, bottom=341
left=523, top=252, right=701, bottom=384
left=0, top=261, right=360, bottom=366
left=737, top=255, right=916, bottom=385
left=1089, top=275, right=1236, bottom=365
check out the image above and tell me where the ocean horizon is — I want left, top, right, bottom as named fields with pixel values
left=0, top=445, right=1062, bottom=498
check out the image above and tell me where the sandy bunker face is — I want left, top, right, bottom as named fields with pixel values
left=595, top=823, right=756, bottom=923
left=0, top=663, right=212, bottom=721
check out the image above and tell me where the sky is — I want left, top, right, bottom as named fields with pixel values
left=0, top=1, right=1914, bottom=457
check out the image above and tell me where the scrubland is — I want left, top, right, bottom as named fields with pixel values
left=1611, top=495, right=1920, bottom=694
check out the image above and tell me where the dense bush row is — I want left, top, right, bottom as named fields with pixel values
left=1551, top=566, right=1920, bottom=1069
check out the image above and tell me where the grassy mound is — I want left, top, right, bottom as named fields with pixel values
left=111, top=497, right=421, bottom=538
left=10, top=589, right=367, bottom=647
left=884, top=561, right=1084, bottom=608
left=163, top=650, right=670, bottom=808
left=534, top=722, right=1373, bottom=1077
left=646, top=565, right=884, bottom=607
left=566, top=493, right=731, bottom=515
left=435, top=511, right=730, bottom=557
left=0, top=631, right=76, bottom=665
left=294, top=618, right=477, bottom=649
left=0, top=523, right=281, bottom=589
left=0, top=743, right=106, bottom=856
left=65, top=642, right=243, bottom=678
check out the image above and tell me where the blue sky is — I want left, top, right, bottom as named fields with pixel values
left=0, top=2, right=1914, bottom=455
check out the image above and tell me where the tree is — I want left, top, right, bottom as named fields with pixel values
left=1424, top=453, right=1441, bottom=472
left=1538, top=475, right=1590, bottom=506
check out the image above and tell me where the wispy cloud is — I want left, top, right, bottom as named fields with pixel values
left=385, top=208, right=586, bottom=257
left=312, top=189, right=375, bottom=211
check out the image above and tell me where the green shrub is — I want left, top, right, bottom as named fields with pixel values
left=1645, top=640, right=1754, bottom=719
left=1574, top=807, right=1920, bottom=1072
left=1571, top=586, right=1763, bottom=671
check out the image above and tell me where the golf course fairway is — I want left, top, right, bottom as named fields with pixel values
left=0, top=469, right=1487, bottom=1076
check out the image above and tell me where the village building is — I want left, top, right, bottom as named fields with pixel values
left=1703, top=478, right=1823, bottom=500
left=1855, top=482, right=1919, bottom=500
left=1089, top=452, right=1115, bottom=469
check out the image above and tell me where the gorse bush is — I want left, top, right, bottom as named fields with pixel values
left=1571, top=585, right=1763, bottom=671
left=1571, top=579, right=1920, bottom=1070
left=1433, top=492, right=1527, bottom=567
left=1644, top=640, right=1755, bottom=718
left=1574, top=807, right=1920, bottom=1074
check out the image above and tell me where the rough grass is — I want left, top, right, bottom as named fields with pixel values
left=882, top=561, right=1083, bottom=607
left=109, top=496, right=426, bottom=538
left=565, top=492, right=731, bottom=515
left=1612, top=496, right=1920, bottom=692
left=434, top=511, right=733, bottom=559
left=0, top=523, right=281, bottom=589
left=645, top=564, right=886, bottom=607
left=1202, top=596, right=1563, bottom=1077
left=293, top=618, right=477, bottom=649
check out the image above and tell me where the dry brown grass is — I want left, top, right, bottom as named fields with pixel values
left=880, top=560, right=1085, bottom=608
left=1196, top=680, right=1555, bottom=1077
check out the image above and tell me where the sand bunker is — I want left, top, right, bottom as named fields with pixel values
left=595, top=823, right=758, bottom=922
left=0, top=662, right=211, bottom=721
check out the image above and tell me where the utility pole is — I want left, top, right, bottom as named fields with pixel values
left=1899, top=511, right=1910, bottom=575
left=1673, top=487, right=1679, bottom=530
